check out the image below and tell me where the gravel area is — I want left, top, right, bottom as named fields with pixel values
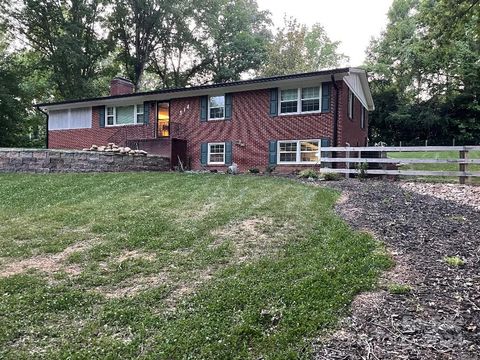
left=312, top=179, right=480, bottom=359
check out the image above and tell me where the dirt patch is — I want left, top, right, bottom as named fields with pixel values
left=0, top=241, right=94, bottom=278
left=114, top=250, right=156, bottom=263
left=94, top=273, right=170, bottom=299
left=210, top=217, right=293, bottom=262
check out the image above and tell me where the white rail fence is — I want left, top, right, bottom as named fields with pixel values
left=319, top=146, right=480, bottom=184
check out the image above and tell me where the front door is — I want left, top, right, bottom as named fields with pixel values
left=157, top=102, right=170, bottom=137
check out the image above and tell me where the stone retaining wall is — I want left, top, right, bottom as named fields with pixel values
left=0, top=148, right=170, bottom=173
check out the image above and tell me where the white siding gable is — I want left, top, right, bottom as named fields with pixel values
left=343, top=69, right=375, bottom=111
left=49, top=107, right=92, bottom=130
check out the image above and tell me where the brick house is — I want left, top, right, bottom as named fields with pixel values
left=36, top=68, right=374, bottom=172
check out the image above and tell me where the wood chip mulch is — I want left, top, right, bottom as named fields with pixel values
left=312, top=179, right=480, bottom=360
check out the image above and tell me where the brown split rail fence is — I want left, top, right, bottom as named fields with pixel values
left=319, top=146, right=480, bottom=184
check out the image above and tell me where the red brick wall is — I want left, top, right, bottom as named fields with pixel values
left=170, top=87, right=336, bottom=172
left=49, top=103, right=157, bottom=149
left=338, top=82, right=368, bottom=147
left=49, top=80, right=369, bottom=172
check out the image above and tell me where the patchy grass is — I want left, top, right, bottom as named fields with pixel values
left=0, top=173, right=391, bottom=359
left=389, top=151, right=480, bottom=184
left=443, top=255, right=465, bottom=267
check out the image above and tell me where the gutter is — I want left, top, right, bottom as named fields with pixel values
left=36, top=105, right=49, bottom=149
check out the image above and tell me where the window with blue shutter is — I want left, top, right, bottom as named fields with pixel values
left=269, top=140, right=277, bottom=165
left=200, top=96, right=208, bottom=122
left=321, top=83, right=331, bottom=112
left=269, top=88, right=278, bottom=116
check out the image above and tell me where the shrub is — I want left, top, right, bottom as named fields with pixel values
left=265, top=165, right=276, bottom=175
left=444, top=256, right=465, bottom=267
left=387, top=283, right=412, bottom=295
left=248, top=168, right=260, bottom=174
left=298, top=169, right=318, bottom=179
left=322, top=172, right=342, bottom=181
left=355, top=162, right=369, bottom=180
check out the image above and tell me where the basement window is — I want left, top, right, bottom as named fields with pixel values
left=278, top=140, right=321, bottom=164
left=208, top=142, right=225, bottom=164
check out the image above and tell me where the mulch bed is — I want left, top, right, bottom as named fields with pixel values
left=312, top=179, right=480, bottom=359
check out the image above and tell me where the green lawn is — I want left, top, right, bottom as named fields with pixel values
left=0, top=173, right=390, bottom=359
left=388, top=151, right=480, bottom=184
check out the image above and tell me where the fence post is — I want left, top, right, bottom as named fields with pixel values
left=459, top=149, right=468, bottom=184
left=381, top=150, right=387, bottom=180
left=346, top=147, right=350, bottom=179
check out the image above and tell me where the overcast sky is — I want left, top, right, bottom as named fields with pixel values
left=257, top=0, right=394, bottom=66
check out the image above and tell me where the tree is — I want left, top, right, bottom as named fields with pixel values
left=148, top=0, right=272, bottom=88
left=109, top=0, right=184, bottom=91
left=10, top=0, right=113, bottom=99
left=365, top=0, right=480, bottom=145
left=261, top=17, right=348, bottom=77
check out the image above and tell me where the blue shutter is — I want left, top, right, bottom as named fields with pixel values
left=143, top=101, right=151, bottom=125
left=200, top=96, right=208, bottom=122
left=321, top=83, right=331, bottom=112
left=224, top=94, right=232, bottom=120
left=268, top=140, right=277, bottom=165
left=269, top=88, right=278, bottom=116
left=200, top=143, right=208, bottom=165
left=321, top=138, right=331, bottom=167
left=98, top=106, right=106, bottom=128
left=225, top=141, right=232, bottom=165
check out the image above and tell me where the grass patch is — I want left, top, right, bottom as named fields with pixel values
left=389, top=151, right=480, bottom=184
left=0, top=173, right=391, bottom=359
left=387, top=283, right=412, bottom=295
left=443, top=255, right=465, bottom=267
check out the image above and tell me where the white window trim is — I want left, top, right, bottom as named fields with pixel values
left=348, top=90, right=354, bottom=120
left=105, top=104, right=144, bottom=127
left=279, top=87, right=322, bottom=116
left=207, top=142, right=226, bottom=165
left=208, top=95, right=225, bottom=121
left=277, top=139, right=322, bottom=165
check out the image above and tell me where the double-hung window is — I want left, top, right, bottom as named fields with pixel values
left=301, top=87, right=320, bottom=112
left=208, top=142, right=225, bottom=164
left=280, top=89, right=298, bottom=114
left=208, top=96, right=225, bottom=120
left=106, top=104, right=144, bottom=126
left=279, top=87, right=321, bottom=114
left=278, top=140, right=321, bottom=164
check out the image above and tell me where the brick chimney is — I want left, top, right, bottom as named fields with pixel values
left=110, top=77, right=135, bottom=96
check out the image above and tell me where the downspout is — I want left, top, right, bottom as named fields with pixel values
left=330, top=74, right=339, bottom=147
left=330, top=74, right=340, bottom=169
left=36, top=106, right=49, bottom=149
